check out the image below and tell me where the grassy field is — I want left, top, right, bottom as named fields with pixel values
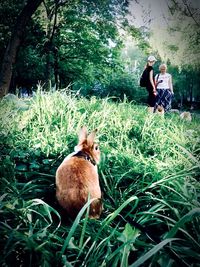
left=0, top=89, right=200, bottom=267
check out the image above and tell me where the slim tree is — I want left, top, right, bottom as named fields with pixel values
left=0, top=0, right=43, bottom=98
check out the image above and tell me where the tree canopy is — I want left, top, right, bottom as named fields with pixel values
left=0, top=0, right=199, bottom=106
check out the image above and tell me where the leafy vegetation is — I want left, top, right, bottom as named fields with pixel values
left=0, top=90, right=200, bottom=266
left=1, top=0, right=199, bottom=106
left=0, top=0, right=129, bottom=95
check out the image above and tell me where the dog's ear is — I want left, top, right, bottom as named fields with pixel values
left=78, top=126, right=87, bottom=143
left=87, top=129, right=97, bottom=147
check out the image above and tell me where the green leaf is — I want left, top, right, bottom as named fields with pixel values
left=15, top=163, right=28, bottom=171
left=29, top=162, right=40, bottom=170
left=165, top=208, right=200, bottom=239
left=102, top=196, right=139, bottom=228
left=129, top=238, right=180, bottom=267
left=118, top=223, right=140, bottom=267
left=42, top=159, right=53, bottom=165
left=118, top=223, right=140, bottom=244
left=61, top=198, right=98, bottom=254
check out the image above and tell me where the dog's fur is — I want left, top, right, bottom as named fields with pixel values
left=155, top=105, right=164, bottom=115
left=180, top=111, right=192, bottom=122
left=56, top=126, right=102, bottom=219
left=147, top=107, right=154, bottom=113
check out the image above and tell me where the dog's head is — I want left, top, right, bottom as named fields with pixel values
left=156, top=105, right=164, bottom=115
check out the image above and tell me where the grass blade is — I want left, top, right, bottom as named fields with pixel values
left=165, top=208, right=200, bottom=239
left=129, top=238, right=180, bottom=267
left=61, top=198, right=97, bottom=254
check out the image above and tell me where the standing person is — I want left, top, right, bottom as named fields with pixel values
left=154, top=64, right=174, bottom=113
left=140, top=55, right=157, bottom=112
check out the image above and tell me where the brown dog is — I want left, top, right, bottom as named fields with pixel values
left=56, top=126, right=102, bottom=219
left=180, top=111, right=192, bottom=122
left=155, top=105, right=164, bottom=115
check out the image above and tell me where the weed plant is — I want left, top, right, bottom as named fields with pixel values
left=0, top=88, right=200, bottom=266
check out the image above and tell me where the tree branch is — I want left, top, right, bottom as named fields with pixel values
left=181, top=0, right=200, bottom=27
left=49, top=0, right=59, bottom=44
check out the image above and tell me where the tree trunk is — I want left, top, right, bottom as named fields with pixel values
left=54, top=47, right=59, bottom=90
left=189, top=76, right=194, bottom=107
left=44, top=0, right=59, bottom=90
left=0, top=0, right=42, bottom=98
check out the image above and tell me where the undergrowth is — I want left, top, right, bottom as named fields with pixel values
left=0, top=89, right=200, bottom=267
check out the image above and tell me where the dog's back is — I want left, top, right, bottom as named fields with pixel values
left=180, top=112, right=192, bottom=121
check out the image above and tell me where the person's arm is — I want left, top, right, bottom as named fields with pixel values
left=169, top=75, right=174, bottom=94
left=150, top=70, right=156, bottom=94
left=154, top=74, right=157, bottom=86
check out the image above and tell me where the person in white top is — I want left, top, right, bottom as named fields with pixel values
left=154, top=64, right=174, bottom=112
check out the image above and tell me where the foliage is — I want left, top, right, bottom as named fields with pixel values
left=0, top=0, right=130, bottom=91
left=0, top=90, right=200, bottom=266
left=149, top=0, right=200, bottom=67
left=56, top=2, right=124, bottom=86
left=166, top=63, right=200, bottom=107
left=95, top=71, right=147, bottom=103
left=128, top=25, right=151, bottom=54
left=0, top=0, right=25, bottom=62
left=167, top=0, right=200, bottom=65
left=0, top=0, right=199, bottom=106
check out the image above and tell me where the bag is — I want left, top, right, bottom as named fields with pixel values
left=139, top=69, right=148, bottom=87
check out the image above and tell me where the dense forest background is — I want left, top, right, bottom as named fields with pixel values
left=0, top=0, right=199, bottom=107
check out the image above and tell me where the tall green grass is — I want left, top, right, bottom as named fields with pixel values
left=0, top=88, right=200, bottom=266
